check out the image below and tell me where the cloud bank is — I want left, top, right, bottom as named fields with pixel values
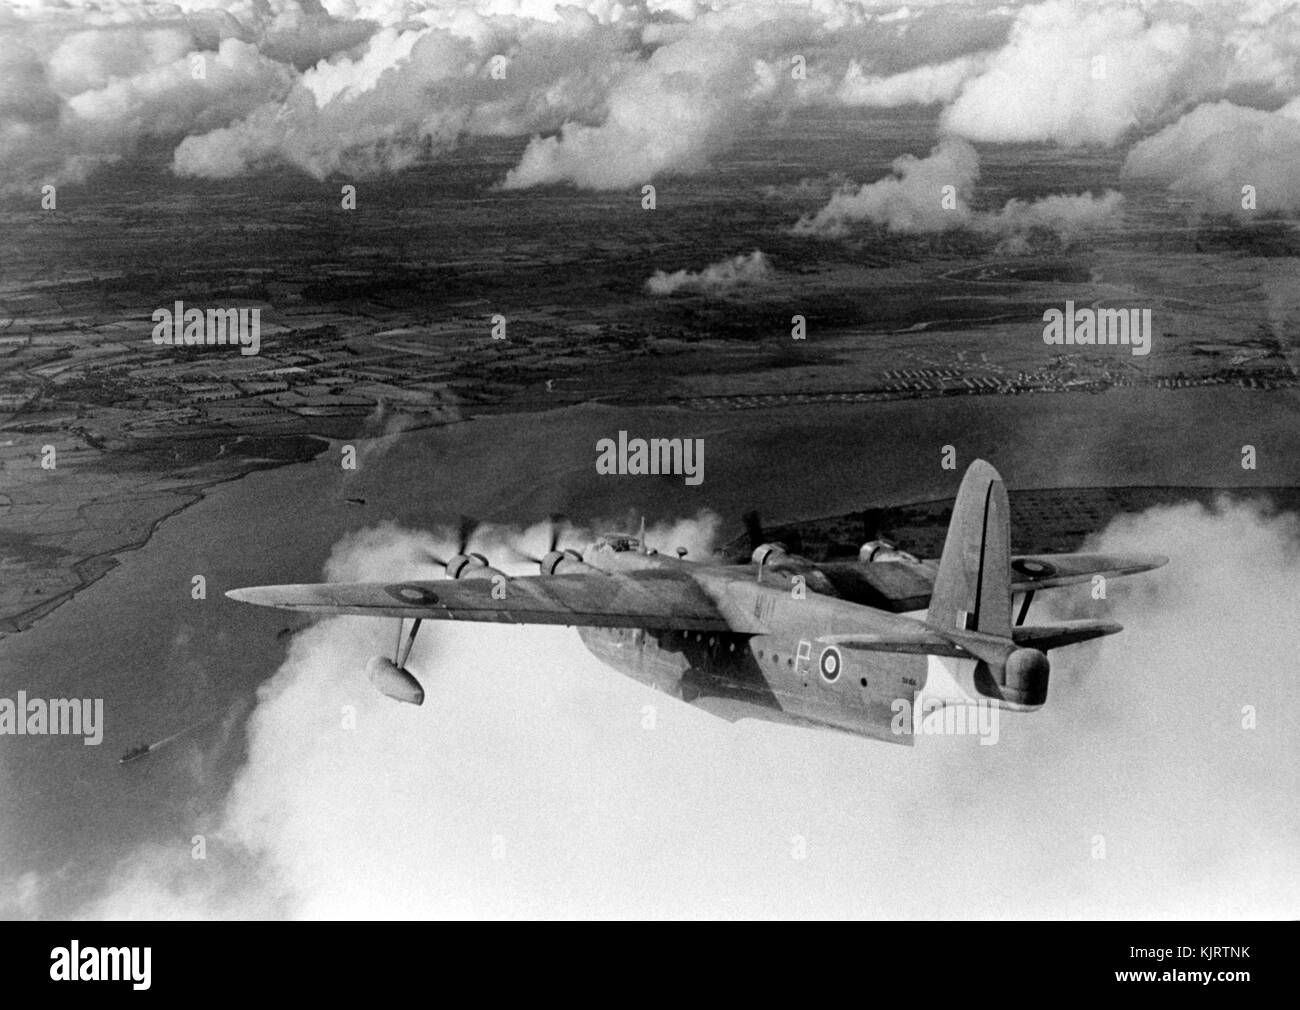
left=941, top=0, right=1300, bottom=146
left=45, top=496, right=1300, bottom=919
left=1123, top=98, right=1300, bottom=214
left=3, top=0, right=1300, bottom=209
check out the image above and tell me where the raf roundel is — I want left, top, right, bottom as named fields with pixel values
left=385, top=584, right=440, bottom=606
left=1012, top=558, right=1057, bottom=578
left=818, top=646, right=842, bottom=683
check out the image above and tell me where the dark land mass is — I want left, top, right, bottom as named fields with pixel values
left=726, top=485, right=1300, bottom=561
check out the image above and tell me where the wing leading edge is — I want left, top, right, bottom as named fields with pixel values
left=226, top=568, right=763, bottom=633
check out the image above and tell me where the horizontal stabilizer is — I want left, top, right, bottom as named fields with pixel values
left=1011, top=620, right=1122, bottom=651
left=1008, top=552, right=1168, bottom=592
left=819, top=630, right=968, bottom=658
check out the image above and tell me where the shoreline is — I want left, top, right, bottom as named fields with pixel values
left=2, top=478, right=235, bottom=636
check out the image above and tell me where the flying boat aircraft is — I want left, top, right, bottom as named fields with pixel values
left=227, top=460, right=1166, bottom=744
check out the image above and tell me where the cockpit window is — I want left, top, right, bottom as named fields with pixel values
left=597, top=535, right=640, bottom=553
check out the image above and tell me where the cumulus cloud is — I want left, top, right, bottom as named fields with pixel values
left=645, top=249, right=773, bottom=296
left=502, top=23, right=774, bottom=190
left=47, top=27, right=194, bottom=95
left=1123, top=98, right=1300, bottom=214
left=0, top=25, right=294, bottom=187
left=942, top=0, right=1199, bottom=145
left=979, top=188, right=1125, bottom=237
left=837, top=53, right=987, bottom=108
left=65, top=496, right=1299, bottom=919
left=5, top=0, right=1300, bottom=192
left=792, top=136, right=979, bottom=236
left=172, top=15, right=639, bottom=180
left=942, top=0, right=1300, bottom=146
left=792, top=137, right=1122, bottom=238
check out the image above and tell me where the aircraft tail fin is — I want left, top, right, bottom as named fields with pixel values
left=927, top=459, right=1012, bottom=639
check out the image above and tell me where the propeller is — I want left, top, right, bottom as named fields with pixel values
left=509, top=514, right=568, bottom=565
left=422, top=514, right=480, bottom=569
left=743, top=509, right=798, bottom=554
left=861, top=507, right=884, bottom=543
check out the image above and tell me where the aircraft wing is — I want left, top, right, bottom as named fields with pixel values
left=227, top=568, right=762, bottom=633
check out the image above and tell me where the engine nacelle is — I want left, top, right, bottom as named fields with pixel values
left=365, top=656, right=425, bottom=705
left=445, top=552, right=509, bottom=583
left=751, top=543, right=787, bottom=567
left=444, top=552, right=486, bottom=579
left=859, top=540, right=919, bottom=564
left=540, top=548, right=598, bottom=576
left=973, top=647, right=1050, bottom=708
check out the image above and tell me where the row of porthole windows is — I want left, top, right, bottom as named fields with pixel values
left=613, top=629, right=740, bottom=653
left=610, top=632, right=867, bottom=689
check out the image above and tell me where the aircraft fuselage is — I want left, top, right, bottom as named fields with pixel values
left=576, top=542, right=958, bottom=742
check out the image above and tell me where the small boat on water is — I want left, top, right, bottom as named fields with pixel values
left=117, top=743, right=152, bottom=765
left=116, top=713, right=220, bottom=765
